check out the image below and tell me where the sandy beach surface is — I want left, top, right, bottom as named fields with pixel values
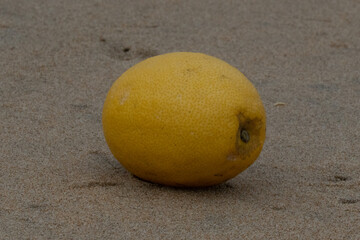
left=1, top=0, right=359, bottom=239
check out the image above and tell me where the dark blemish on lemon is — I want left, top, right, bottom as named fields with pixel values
left=220, top=74, right=231, bottom=80
left=231, top=113, right=264, bottom=161
left=240, top=129, right=250, bottom=143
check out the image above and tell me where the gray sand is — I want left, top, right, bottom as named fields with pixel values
left=1, top=0, right=359, bottom=239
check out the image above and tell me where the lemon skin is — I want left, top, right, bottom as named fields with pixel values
left=102, top=52, right=266, bottom=187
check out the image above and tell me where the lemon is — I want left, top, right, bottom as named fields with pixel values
left=102, top=52, right=266, bottom=187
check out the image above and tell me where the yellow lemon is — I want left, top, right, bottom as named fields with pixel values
left=102, top=52, right=266, bottom=187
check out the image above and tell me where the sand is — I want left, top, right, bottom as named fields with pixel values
left=1, top=0, right=359, bottom=239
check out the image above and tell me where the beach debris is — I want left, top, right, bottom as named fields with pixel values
left=274, top=102, right=286, bottom=106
